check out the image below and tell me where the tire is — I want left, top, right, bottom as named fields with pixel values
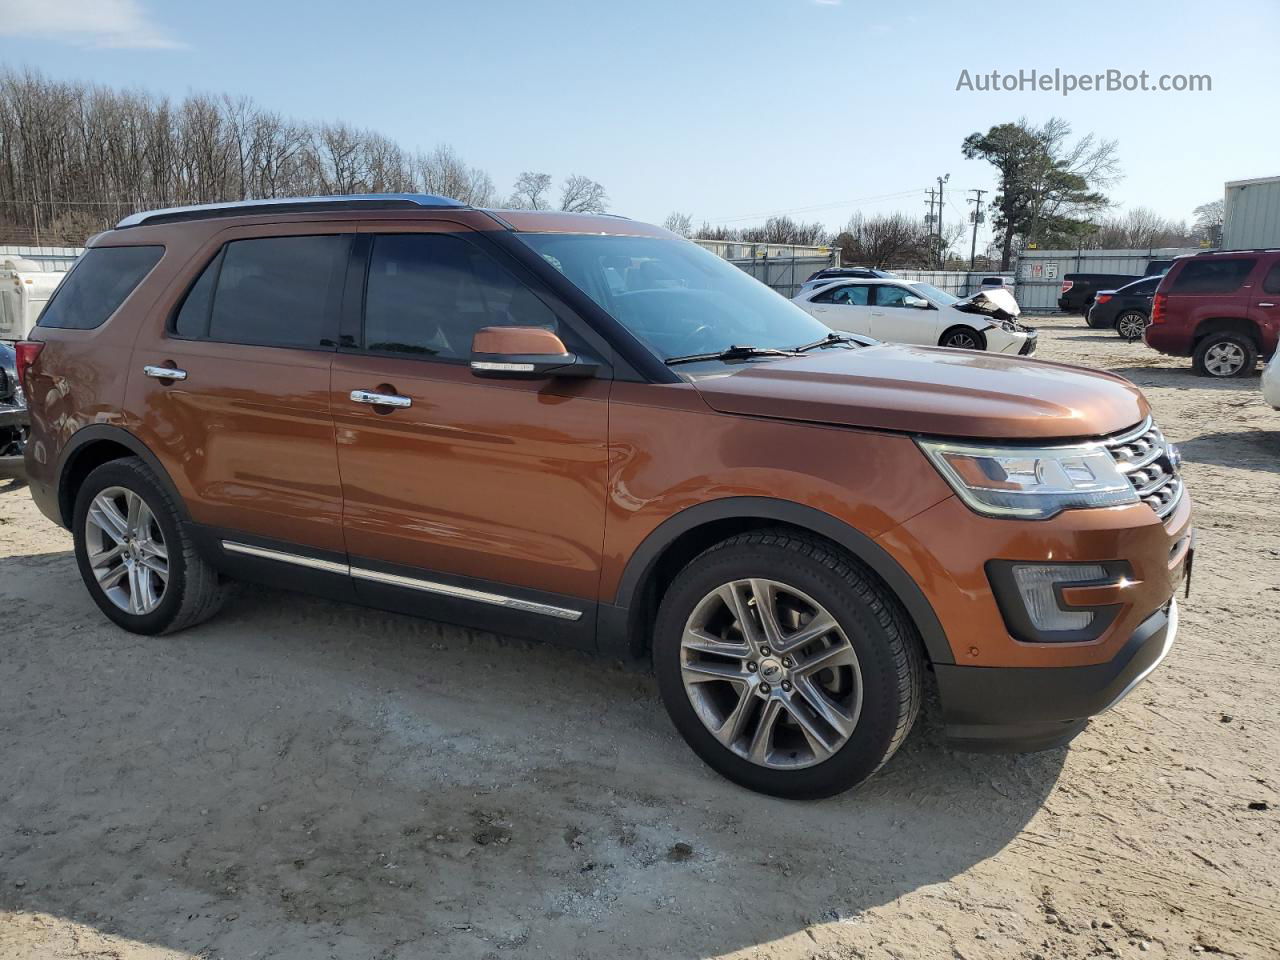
left=1115, top=311, right=1149, bottom=341
left=939, top=326, right=987, bottom=351
left=1192, top=333, right=1258, bottom=378
left=653, top=530, right=922, bottom=799
left=72, top=456, right=227, bottom=635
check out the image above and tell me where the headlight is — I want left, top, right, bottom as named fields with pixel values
left=917, top=439, right=1138, bottom=519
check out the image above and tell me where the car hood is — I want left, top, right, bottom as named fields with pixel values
left=688, top=343, right=1148, bottom=439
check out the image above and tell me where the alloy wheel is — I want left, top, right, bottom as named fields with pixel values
left=944, top=331, right=980, bottom=349
left=1117, top=312, right=1148, bottom=341
left=84, top=485, right=169, bottom=615
left=680, top=578, right=862, bottom=769
left=1204, top=341, right=1247, bottom=377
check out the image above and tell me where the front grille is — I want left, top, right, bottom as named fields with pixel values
left=1103, top=417, right=1183, bottom=519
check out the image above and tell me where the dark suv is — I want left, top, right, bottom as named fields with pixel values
left=1145, top=250, right=1280, bottom=377
left=17, top=195, right=1192, bottom=798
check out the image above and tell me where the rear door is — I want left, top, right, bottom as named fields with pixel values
left=128, top=226, right=350, bottom=563
left=804, top=282, right=872, bottom=335
left=1246, top=259, right=1280, bottom=355
left=329, top=221, right=611, bottom=647
left=867, top=283, right=939, bottom=344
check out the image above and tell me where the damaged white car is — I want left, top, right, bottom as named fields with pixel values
left=792, top=280, right=1037, bottom=355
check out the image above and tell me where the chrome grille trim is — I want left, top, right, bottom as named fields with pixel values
left=1102, top=417, right=1183, bottom=520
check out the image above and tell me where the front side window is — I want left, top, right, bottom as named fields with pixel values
left=515, top=233, right=832, bottom=366
left=39, top=245, right=164, bottom=330
left=362, top=234, right=559, bottom=360
left=174, top=235, right=348, bottom=348
left=873, top=284, right=914, bottom=308
left=1170, top=258, right=1256, bottom=295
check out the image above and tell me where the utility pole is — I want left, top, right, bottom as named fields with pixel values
left=924, top=188, right=939, bottom=237
left=967, top=188, right=987, bottom=270
left=934, top=174, right=951, bottom=268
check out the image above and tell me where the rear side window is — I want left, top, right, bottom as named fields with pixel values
left=1170, top=258, right=1256, bottom=295
left=173, top=235, right=348, bottom=348
left=38, top=246, right=163, bottom=330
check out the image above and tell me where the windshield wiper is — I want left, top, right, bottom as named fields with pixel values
left=664, top=344, right=802, bottom=366
left=792, top=332, right=862, bottom=352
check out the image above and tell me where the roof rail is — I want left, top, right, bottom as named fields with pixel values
left=115, top=194, right=466, bottom=229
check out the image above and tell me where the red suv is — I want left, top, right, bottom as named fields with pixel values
left=1145, top=250, right=1280, bottom=377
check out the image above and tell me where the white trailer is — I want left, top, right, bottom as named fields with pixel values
left=0, top=258, right=62, bottom=341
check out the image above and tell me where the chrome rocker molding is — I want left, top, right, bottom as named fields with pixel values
left=220, top=540, right=583, bottom=622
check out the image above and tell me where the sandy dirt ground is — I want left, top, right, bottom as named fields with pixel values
left=1, top=320, right=1277, bottom=960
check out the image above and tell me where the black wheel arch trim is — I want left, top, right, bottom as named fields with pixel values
left=608, top=496, right=955, bottom=666
left=54, top=423, right=190, bottom=528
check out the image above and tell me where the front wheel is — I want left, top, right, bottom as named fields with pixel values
left=653, top=531, right=922, bottom=799
left=73, top=457, right=228, bottom=635
left=1192, top=333, right=1257, bottom=378
left=939, top=326, right=987, bottom=351
left=1115, top=311, right=1149, bottom=341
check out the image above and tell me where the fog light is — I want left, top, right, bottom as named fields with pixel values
left=1012, top=563, right=1107, bottom=631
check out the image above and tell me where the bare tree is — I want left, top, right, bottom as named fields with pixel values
left=509, top=171, right=552, bottom=210
left=1192, top=199, right=1224, bottom=245
left=662, top=211, right=693, bottom=237
left=1085, top=207, right=1194, bottom=249
left=417, top=144, right=495, bottom=205
left=559, top=174, right=607, bottom=213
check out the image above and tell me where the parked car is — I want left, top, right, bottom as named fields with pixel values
left=796, top=267, right=898, bottom=298
left=1145, top=250, right=1280, bottom=378
left=793, top=278, right=1037, bottom=355
left=0, top=340, right=29, bottom=479
left=979, top=276, right=1014, bottom=292
left=1088, top=276, right=1161, bottom=339
left=19, top=194, right=1192, bottom=799
left=1262, top=348, right=1280, bottom=409
left=1058, top=260, right=1173, bottom=314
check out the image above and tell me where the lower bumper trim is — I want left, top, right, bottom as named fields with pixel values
left=935, top=600, right=1177, bottom=753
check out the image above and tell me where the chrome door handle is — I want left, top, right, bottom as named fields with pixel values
left=143, top=365, right=187, bottom=381
left=1259, top=302, right=1276, bottom=307
left=350, top=389, right=411, bottom=408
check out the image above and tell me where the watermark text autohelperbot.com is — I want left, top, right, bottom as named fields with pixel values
left=956, top=68, right=1211, bottom=96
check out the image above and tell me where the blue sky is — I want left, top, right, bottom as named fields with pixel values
left=2, top=0, right=1277, bottom=243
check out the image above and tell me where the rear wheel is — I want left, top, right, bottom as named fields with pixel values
left=73, top=457, right=227, bottom=634
left=653, top=531, right=922, bottom=799
left=939, top=326, right=987, bottom=351
left=1193, top=333, right=1257, bottom=378
left=1115, top=311, right=1149, bottom=341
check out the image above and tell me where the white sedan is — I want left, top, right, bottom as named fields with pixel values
left=1263, top=349, right=1280, bottom=410
left=792, top=279, right=1036, bottom=355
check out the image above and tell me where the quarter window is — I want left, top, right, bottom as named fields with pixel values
left=363, top=234, right=559, bottom=360
left=39, top=246, right=164, bottom=330
left=173, top=235, right=348, bottom=348
left=1170, top=258, right=1256, bottom=295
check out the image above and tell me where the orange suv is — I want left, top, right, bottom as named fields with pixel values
left=18, top=195, right=1194, bottom=798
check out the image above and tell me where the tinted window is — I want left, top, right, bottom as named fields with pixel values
left=1170, top=258, right=1256, bottom=295
left=174, top=236, right=347, bottom=348
left=1120, top=276, right=1160, bottom=294
left=1263, top=263, right=1280, bottom=295
left=364, top=234, right=559, bottom=360
left=38, top=246, right=163, bottom=330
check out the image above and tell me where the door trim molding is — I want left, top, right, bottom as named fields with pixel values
left=219, top=539, right=583, bottom=621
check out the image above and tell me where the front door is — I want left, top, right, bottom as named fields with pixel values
left=868, top=283, right=939, bottom=344
left=330, top=224, right=611, bottom=647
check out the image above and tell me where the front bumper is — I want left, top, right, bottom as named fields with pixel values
left=0, top=401, right=28, bottom=480
left=934, top=601, right=1177, bottom=752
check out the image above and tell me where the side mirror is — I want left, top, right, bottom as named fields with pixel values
left=470, top=326, right=597, bottom=380
left=903, top=296, right=930, bottom=309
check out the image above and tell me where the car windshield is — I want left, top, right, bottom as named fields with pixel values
left=515, top=233, right=833, bottom=365
left=910, top=282, right=960, bottom=306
